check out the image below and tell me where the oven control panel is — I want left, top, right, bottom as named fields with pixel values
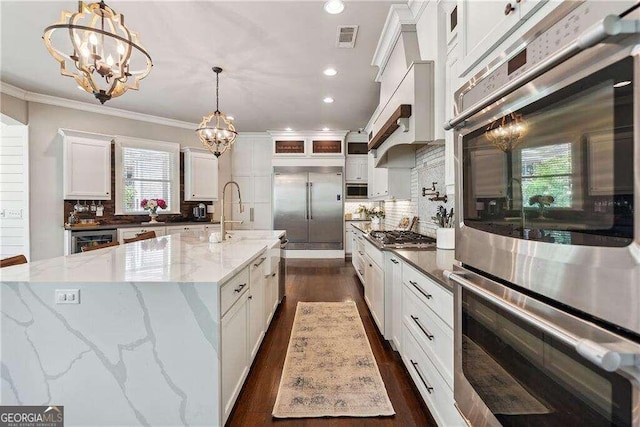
left=461, top=1, right=630, bottom=109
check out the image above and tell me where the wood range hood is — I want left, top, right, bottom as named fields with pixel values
left=366, top=5, right=437, bottom=168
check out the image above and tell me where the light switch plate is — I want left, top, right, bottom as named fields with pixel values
left=56, top=289, right=80, bottom=304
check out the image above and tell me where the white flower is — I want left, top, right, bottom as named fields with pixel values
left=148, top=199, right=158, bottom=208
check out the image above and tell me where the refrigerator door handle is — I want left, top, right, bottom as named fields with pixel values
left=309, top=182, right=313, bottom=220
left=305, top=182, right=309, bottom=219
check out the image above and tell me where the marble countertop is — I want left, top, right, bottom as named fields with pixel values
left=350, top=222, right=456, bottom=291
left=2, top=230, right=286, bottom=284
left=64, top=221, right=221, bottom=231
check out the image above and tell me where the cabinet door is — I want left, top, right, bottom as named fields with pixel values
left=230, top=176, right=252, bottom=202
left=64, top=136, right=111, bottom=200
left=459, top=0, right=548, bottom=76
left=118, top=226, right=165, bottom=243
left=389, top=256, right=403, bottom=351
left=252, top=139, right=273, bottom=176
left=345, top=229, right=353, bottom=255
left=370, top=260, right=385, bottom=333
left=374, top=167, right=389, bottom=197
left=185, top=151, right=218, bottom=201
left=253, top=176, right=272, bottom=203
left=251, top=203, right=272, bottom=230
left=165, top=225, right=205, bottom=235
left=367, top=154, right=375, bottom=198
left=345, top=157, right=359, bottom=182
left=248, top=260, right=266, bottom=362
left=221, top=292, right=249, bottom=424
left=363, top=255, right=373, bottom=312
left=358, top=158, right=369, bottom=183
left=231, top=138, right=253, bottom=175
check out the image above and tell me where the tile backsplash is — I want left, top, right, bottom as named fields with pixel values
left=383, top=144, right=450, bottom=237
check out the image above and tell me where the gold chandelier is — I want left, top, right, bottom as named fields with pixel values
left=196, top=67, right=238, bottom=158
left=485, top=113, right=527, bottom=152
left=43, top=1, right=152, bottom=104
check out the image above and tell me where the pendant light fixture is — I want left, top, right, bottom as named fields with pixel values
left=196, top=67, right=238, bottom=158
left=43, top=1, right=152, bottom=104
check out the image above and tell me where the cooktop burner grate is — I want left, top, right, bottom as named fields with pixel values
left=369, top=230, right=436, bottom=247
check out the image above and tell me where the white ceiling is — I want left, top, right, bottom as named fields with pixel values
left=0, top=1, right=402, bottom=131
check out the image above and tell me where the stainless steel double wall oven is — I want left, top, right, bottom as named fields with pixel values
left=445, top=2, right=640, bottom=425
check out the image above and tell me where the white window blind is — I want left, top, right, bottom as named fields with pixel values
left=115, top=137, right=180, bottom=215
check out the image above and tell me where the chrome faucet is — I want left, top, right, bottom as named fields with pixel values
left=221, top=181, right=244, bottom=241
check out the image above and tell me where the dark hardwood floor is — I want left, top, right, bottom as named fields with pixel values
left=226, top=259, right=437, bottom=426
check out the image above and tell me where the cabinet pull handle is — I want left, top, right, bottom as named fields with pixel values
left=411, top=315, right=434, bottom=340
left=254, top=257, right=267, bottom=267
left=369, top=264, right=373, bottom=267
left=504, top=2, right=515, bottom=15
left=391, top=259, right=399, bottom=264
left=359, top=251, right=364, bottom=255
left=272, top=273, right=276, bottom=277
left=234, top=283, right=247, bottom=293
left=409, top=281, right=432, bottom=299
left=410, top=360, right=434, bottom=393
left=248, top=295, right=253, bottom=300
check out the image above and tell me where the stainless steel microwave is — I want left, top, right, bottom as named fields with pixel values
left=345, top=183, right=368, bottom=199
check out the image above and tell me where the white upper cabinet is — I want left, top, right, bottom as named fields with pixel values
left=60, top=129, right=112, bottom=200
left=183, top=148, right=218, bottom=201
left=458, top=0, right=558, bottom=78
left=345, top=157, right=368, bottom=182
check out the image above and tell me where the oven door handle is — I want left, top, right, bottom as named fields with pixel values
left=443, top=15, right=640, bottom=131
left=445, top=271, right=635, bottom=373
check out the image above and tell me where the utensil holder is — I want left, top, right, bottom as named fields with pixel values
left=436, top=228, right=455, bottom=249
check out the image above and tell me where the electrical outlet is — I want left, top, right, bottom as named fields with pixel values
left=55, top=289, right=80, bottom=304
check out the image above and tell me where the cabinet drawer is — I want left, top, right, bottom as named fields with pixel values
left=402, top=263, right=453, bottom=327
left=402, top=326, right=463, bottom=427
left=403, top=283, right=453, bottom=389
left=220, top=267, right=250, bottom=316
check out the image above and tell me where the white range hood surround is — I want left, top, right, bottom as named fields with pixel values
left=367, top=4, right=438, bottom=168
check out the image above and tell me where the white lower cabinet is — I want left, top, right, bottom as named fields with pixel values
left=117, top=226, right=166, bottom=243
left=165, top=225, right=205, bottom=235
left=219, top=251, right=279, bottom=425
left=248, top=255, right=267, bottom=361
left=221, top=289, right=249, bottom=423
left=385, top=254, right=403, bottom=349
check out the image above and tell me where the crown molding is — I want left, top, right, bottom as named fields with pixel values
left=0, top=81, right=198, bottom=130
left=407, top=0, right=429, bottom=21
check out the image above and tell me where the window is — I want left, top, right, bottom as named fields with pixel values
left=521, top=142, right=573, bottom=208
left=115, top=137, right=180, bottom=215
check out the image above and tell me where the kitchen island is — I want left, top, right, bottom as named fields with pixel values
left=1, top=230, right=285, bottom=426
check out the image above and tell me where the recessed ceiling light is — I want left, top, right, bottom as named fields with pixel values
left=285, top=127, right=293, bottom=131
left=324, top=0, right=345, bottom=14
left=323, top=68, right=337, bottom=76
left=613, top=80, right=632, bottom=88
left=323, top=97, right=334, bottom=104
left=322, top=127, right=330, bottom=131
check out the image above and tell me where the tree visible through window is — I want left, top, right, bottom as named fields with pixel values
left=521, top=143, right=573, bottom=208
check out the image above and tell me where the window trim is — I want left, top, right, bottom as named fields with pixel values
left=114, top=136, right=180, bottom=215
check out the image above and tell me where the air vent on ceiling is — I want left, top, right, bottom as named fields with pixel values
left=336, top=25, right=359, bottom=48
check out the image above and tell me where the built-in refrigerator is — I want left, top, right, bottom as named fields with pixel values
left=273, top=166, right=343, bottom=250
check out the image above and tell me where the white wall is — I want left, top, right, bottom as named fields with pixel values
left=2, top=100, right=231, bottom=261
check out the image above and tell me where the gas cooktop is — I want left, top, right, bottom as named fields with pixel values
left=369, top=230, right=436, bottom=248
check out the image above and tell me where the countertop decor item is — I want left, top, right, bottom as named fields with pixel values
left=43, top=0, right=152, bottom=104
left=140, top=198, right=166, bottom=223
left=196, top=67, right=238, bottom=157
left=273, top=301, right=395, bottom=418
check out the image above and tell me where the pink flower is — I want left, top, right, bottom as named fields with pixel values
left=157, top=199, right=167, bottom=209
left=140, top=199, right=148, bottom=208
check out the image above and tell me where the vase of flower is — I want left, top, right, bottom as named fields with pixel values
left=141, top=198, right=167, bottom=224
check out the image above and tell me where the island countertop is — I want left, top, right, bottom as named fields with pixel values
left=1, top=230, right=285, bottom=284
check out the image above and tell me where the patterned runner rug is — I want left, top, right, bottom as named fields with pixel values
left=272, top=301, right=395, bottom=418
